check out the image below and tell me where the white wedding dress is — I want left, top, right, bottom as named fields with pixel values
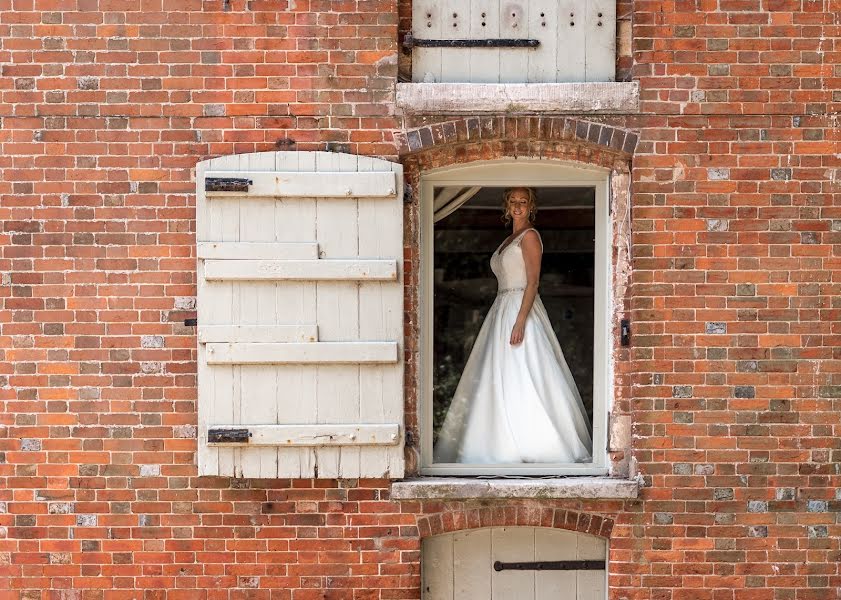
left=433, top=228, right=593, bottom=464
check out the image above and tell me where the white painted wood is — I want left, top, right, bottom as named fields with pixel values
left=492, top=527, right=535, bottom=600
left=198, top=325, right=318, bottom=344
left=413, top=0, right=443, bottom=82
left=453, top=529, right=492, bottom=599
left=358, top=157, right=405, bottom=478
left=197, top=242, right=318, bottom=260
left=535, top=528, right=579, bottom=600
left=236, top=151, right=280, bottom=478
left=469, top=0, right=501, bottom=83
left=205, top=342, right=398, bottom=365
left=421, top=528, right=607, bottom=600
left=204, top=171, right=397, bottom=198
left=313, top=151, right=362, bottom=479
left=557, top=0, right=587, bottom=82
left=196, top=151, right=403, bottom=479
left=499, top=1, right=529, bottom=83
left=410, top=0, right=615, bottom=83
left=273, top=150, right=318, bottom=477
left=207, top=424, right=400, bottom=447
left=203, top=259, right=397, bottom=282
left=439, top=0, right=465, bottom=83
left=422, top=534, right=454, bottom=600
left=527, top=0, right=557, bottom=83
left=575, top=534, right=607, bottom=600
left=584, top=0, right=615, bottom=82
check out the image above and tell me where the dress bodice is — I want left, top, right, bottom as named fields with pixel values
left=490, top=228, right=541, bottom=291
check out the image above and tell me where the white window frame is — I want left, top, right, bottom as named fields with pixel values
left=420, top=159, right=611, bottom=476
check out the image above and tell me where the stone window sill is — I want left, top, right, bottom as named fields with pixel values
left=391, top=476, right=640, bottom=500
left=396, top=82, right=639, bottom=115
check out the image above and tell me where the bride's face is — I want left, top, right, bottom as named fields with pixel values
left=507, top=188, right=532, bottom=221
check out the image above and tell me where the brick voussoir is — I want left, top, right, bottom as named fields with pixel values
left=396, top=117, right=639, bottom=157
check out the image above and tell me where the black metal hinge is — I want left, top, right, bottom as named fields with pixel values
left=208, top=428, right=251, bottom=444
left=402, top=33, right=539, bottom=51
left=494, top=560, right=606, bottom=572
left=205, top=177, right=252, bottom=193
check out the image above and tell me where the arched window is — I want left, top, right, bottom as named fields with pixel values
left=420, top=160, right=611, bottom=475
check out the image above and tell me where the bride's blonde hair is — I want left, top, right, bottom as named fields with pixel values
left=502, top=187, right=538, bottom=224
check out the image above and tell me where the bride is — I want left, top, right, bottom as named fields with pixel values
left=433, top=187, right=593, bottom=464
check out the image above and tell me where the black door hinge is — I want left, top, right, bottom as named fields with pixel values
left=205, top=177, right=252, bottom=193
left=402, top=33, right=539, bottom=52
left=494, top=560, right=606, bottom=572
left=208, top=428, right=251, bottom=444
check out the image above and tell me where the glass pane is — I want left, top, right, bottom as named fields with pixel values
left=432, top=186, right=595, bottom=465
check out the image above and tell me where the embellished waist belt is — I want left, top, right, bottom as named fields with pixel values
left=497, top=287, right=526, bottom=295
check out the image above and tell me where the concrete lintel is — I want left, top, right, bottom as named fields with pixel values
left=396, top=82, right=640, bottom=114
left=391, top=477, right=640, bottom=500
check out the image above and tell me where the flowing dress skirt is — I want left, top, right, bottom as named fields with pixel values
left=433, top=290, right=593, bottom=464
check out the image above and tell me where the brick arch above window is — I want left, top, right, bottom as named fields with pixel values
left=416, top=505, right=615, bottom=540
left=394, top=117, right=639, bottom=162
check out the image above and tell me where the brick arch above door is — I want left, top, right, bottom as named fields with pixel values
left=394, top=117, right=639, bottom=165
left=416, top=505, right=615, bottom=540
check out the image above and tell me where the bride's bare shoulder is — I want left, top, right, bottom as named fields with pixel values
left=520, top=228, right=543, bottom=250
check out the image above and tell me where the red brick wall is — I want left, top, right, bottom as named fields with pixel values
left=2, top=0, right=841, bottom=599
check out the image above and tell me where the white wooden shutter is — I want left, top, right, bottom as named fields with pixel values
left=411, top=0, right=616, bottom=83
left=195, top=151, right=404, bottom=479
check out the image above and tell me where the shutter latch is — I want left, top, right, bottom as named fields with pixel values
left=205, top=177, right=252, bottom=193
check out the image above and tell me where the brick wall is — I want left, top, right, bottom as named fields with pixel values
left=2, top=1, right=841, bottom=599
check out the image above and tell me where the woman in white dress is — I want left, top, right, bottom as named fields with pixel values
left=433, top=187, right=593, bottom=464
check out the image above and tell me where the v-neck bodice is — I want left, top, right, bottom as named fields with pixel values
left=490, top=228, right=541, bottom=292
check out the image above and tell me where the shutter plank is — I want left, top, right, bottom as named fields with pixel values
left=412, top=0, right=443, bottom=82
left=358, top=159, right=404, bottom=477
left=422, top=534, right=454, bottom=600
left=468, top=0, right=501, bottom=83
left=273, top=151, right=317, bottom=478
left=203, top=259, right=397, bottom=281
left=453, top=529, right=492, bottom=599
left=492, top=528, right=535, bottom=600
left=205, top=342, right=398, bottom=364
left=575, top=535, right=607, bottom=600
left=237, top=151, right=281, bottom=478
left=198, top=325, right=318, bottom=344
left=499, top=1, right=528, bottom=83
left=527, top=0, right=557, bottom=82
left=557, top=0, right=586, bottom=82
left=584, top=0, right=615, bottom=82
left=313, top=152, right=361, bottom=479
left=535, top=529, right=580, bottom=600
left=206, top=424, right=400, bottom=447
left=197, top=242, right=318, bottom=260
left=204, top=171, right=397, bottom=198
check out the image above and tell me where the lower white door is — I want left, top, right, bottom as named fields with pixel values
left=422, top=527, right=606, bottom=600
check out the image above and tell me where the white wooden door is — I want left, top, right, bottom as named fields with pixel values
left=422, top=528, right=607, bottom=600
left=195, top=151, right=404, bottom=479
left=411, top=0, right=616, bottom=83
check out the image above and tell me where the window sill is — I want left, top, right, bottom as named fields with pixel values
left=391, top=476, right=639, bottom=500
left=396, top=82, right=639, bottom=115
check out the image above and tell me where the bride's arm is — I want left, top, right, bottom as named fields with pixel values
left=510, top=230, right=542, bottom=345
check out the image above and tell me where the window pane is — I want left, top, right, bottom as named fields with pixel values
left=432, top=186, right=595, bottom=465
